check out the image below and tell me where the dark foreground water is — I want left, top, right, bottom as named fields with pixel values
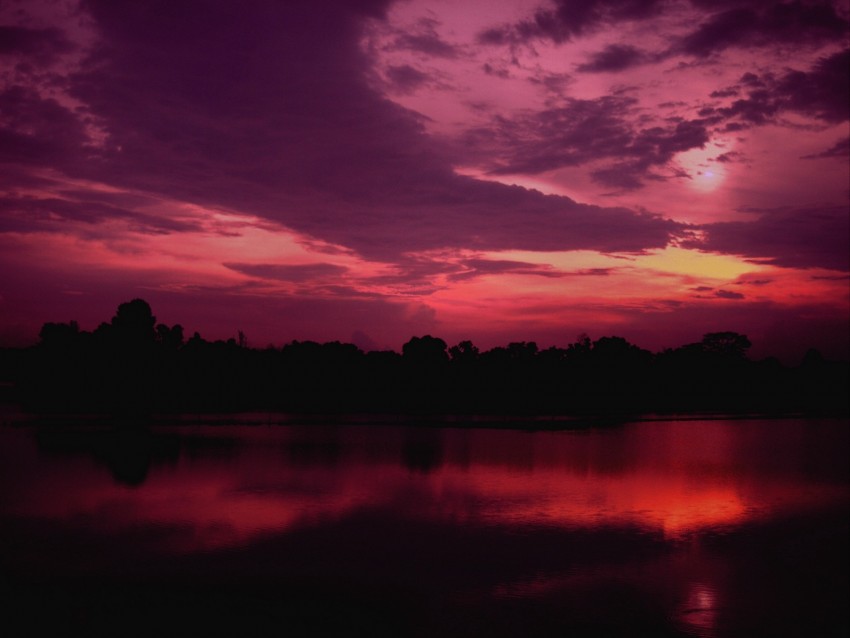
left=1, top=417, right=848, bottom=637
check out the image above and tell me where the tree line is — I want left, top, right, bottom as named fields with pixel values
left=1, top=299, right=847, bottom=417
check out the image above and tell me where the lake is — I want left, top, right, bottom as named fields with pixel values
left=0, top=417, right=847, bottom=636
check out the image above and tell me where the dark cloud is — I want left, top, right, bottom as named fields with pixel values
left=55, top=189, right=162, bottom=209
left=223, top=263, right=349, bottom=283
left=574, top=268, right=614, bottom=276
left=688, top=0, right=762, bottom=6
left=385, top=64, right=430, bottom=93
left=679, top=1, right=848, bottom=57
left=448, top=259, right=566, bottom=281
left=392, top=32, right=459, bottom=58
left=576, top=44, right=647, bottom=73
left=385, top=16, right=460, bottom=58
left=686, top=205, right=850, bottom=272
left=810, top=273, right=850, bottom=281
left=702, top=49, right=850, bottom=130
left=356, top=255, right=617, bottom=288
left=313, top=285, right=384, bottom=299
left=739, top=72, right=765, bottom=87
left=776, top=48, right=850, bottom=123
left=360, top=257, right=457, bottom=291
left=479, top=0, right=664, bottom=45
left=0, top=0, right=678, bottom=262
left=480, top=0, right=846, bottom=55
left=590, top=165, right=646, bottom=190
left=0, top=86, right=90, bottom=165
left=801, top=136, right=850, bottom=159
left=0, top=196, right=203, bottom=235
left=714, top=88, right=780, bottom=125
left=712, top=151, right=744, bottom=163
left=462, top=96, right=708, bottom=188
left=709, top=87, right=740, bottom=98
left=0, top=25, right=74, bottom=63
left=714, top=289, right=745, bottom=300
left=461, top=95, right=640, bottom=174
left=482, top=62, right=511, bottom=79
left=527, top=71, right=573, bottom=95
left=736, top=278, right=774, bottom=286
left=679, top=8, right=759, bottom=57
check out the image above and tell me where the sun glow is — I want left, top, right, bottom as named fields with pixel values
left=676, top=139, right=735, bottom=192
left=637, top=247, right=756, bottom=281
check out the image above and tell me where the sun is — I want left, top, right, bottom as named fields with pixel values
left=675, top=138, right=735, bottom=192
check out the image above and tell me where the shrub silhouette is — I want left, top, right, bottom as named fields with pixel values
left=5, top=299, right=847, bottom=417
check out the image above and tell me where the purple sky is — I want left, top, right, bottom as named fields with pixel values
left=1, top=0, right=848, bottom=361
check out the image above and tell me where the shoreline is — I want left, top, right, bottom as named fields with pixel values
left=2, top=405, right=845, bottom=430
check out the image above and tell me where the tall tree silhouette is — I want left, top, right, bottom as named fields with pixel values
left=700, top=332, right=751, bottom=359
left=448, top=340, right=479, bottom=363
left=39, top=320, right=81, bottom=348
left=403, top=335, right=449, bottom=366
left=111, top=299, right=157, bottom=345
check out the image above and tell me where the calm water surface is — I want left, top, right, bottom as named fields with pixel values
left=1, top=418, right=848, bottom=636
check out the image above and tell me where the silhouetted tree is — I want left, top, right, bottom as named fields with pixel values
left=507, top=341, right=538, bottom=360
left=449, top=340, right=479, bottom=363
left=801, top=348, right=824, bottom=367
left=38, top=320, right=80, bottom=347
left=11, top=298, right=849, bottom=417
left=403, top=335, right=449, bottom=366
left=156, top=323, right=184, bottom=350
left=592, top=336, right=643, bottom=359
left=700, top=332, right=751, bottom=359
left=112, top=299, right=156, bottom=345
left=565, top=333, right=592, bottom=363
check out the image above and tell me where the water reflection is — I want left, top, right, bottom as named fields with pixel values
left=0, top=418, right=847, bottom=637
left=1, top=420, right=847, bottom=549
left=679, top=581, right=719, bottom=638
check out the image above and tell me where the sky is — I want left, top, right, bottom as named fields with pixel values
left=0, top=0, right=848, bottom=361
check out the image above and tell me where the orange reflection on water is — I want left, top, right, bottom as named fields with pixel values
left=2, top=419, right=847, bottom=552
left=417, top=463, right=749, bottom=538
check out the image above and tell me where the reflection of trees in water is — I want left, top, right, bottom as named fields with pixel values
left=36, top=428, right=178, bottom=486
left=402, top=429, right=444, bottom=474
left=35, top=427, right=242, bottom=486
left=283, top=433, right=342, bottom=468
